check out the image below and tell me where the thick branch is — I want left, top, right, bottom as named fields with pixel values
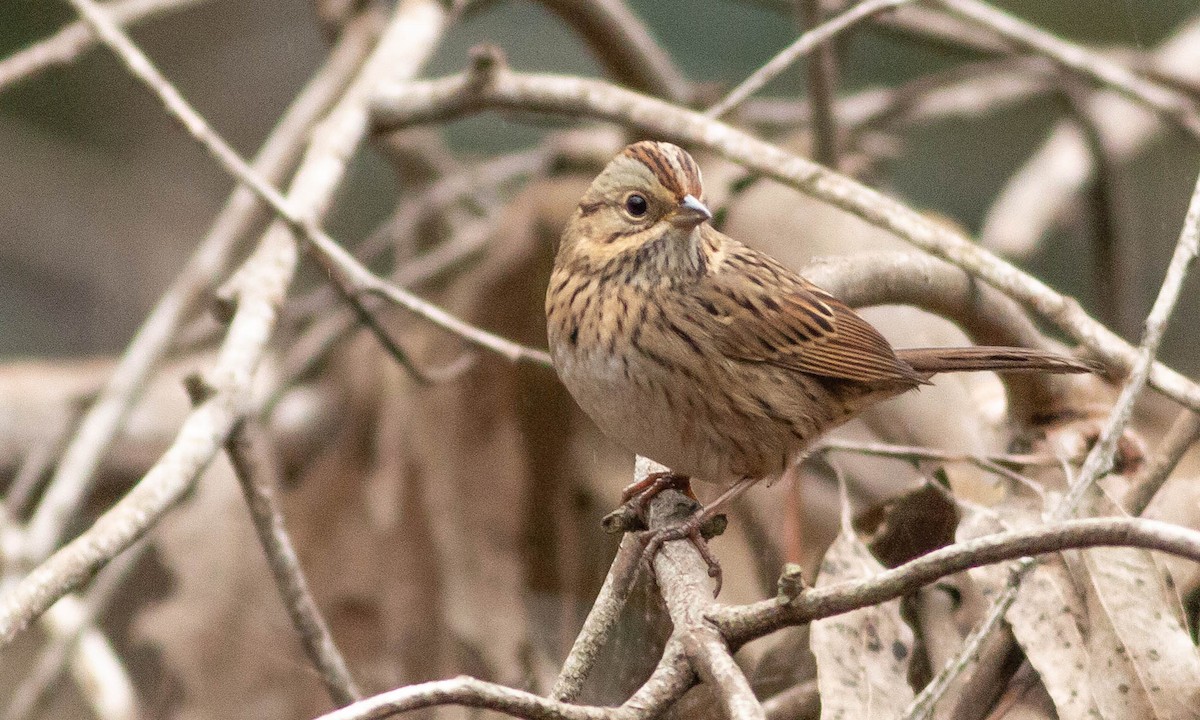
left=801, top=251, right=1073, bottom=423
left=646, top=479, right=763, bottom=720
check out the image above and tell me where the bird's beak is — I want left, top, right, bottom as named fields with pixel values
left=672, top=194, right=712, bottom=229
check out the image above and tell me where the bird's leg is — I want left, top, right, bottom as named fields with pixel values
left=640, top=476, right=759, bottom=597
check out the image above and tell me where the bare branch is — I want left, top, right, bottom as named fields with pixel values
left=314, top=675, right=620, bottom=720
left=1061, top=81, right=1130, bottom=336
left=711, top=516, right=1200, bottom=644
left=1125, top=409, right=1200, bottom=516
left=309, top=514, right=1200, bottom=720
left=0, top=0, right=450, bottom=648
left=906, top=142, right=1200, bottom=720
left=536, top=0, right=692, bottom=103
left=63, top=0, right=544, bottom=375
left=226, top=421, right=362, bottom=707
left=2, top=540, right=147, bottom=720
left=707, top=0, right=915, bottom=119
left=551, top=534, right=644, bottom=701
left=682, top=629, right=764, bottom=720
left=800, top=251, right=1075, bottom=424
left=981, top=15, right=1200, bottom=256
left=18, top=4, right=387, bottom=570
left=1055, top=159, right=1200, bottom=514
left=645, top=475, right=763, bottom=720
left=301, top=221, right=553, bottom=366
left=817, top=437, right=1057, bottom=490
left=874, top=3, right=1011, bottom=55
left=0, top=0, right=209, bottom=94
left=796, top=0, right=842, bottom=169
left=937, top=0, right=1200, bottom=139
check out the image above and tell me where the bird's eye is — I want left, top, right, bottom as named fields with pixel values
left=624, top=193, right=649, bottom=217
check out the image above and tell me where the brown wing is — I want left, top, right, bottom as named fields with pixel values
left=694, top=237, right=924, bottom=384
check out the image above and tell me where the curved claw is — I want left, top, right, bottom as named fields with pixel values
left=638, top=517, right=724, bottom=597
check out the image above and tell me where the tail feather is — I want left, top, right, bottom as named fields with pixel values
left=895, top=346, right=1099, bottom=376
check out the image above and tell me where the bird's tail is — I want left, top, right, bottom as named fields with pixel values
left=895, top=346, right=1099, bottom=376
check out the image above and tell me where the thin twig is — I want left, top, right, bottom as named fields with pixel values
left=278, top=147, right=550, bottom=386
left=711, top=516, right=1200, bottom=643
left=706, top=0, right=916, bottom=119
left=226, top=420, right=362, bottom=707
left=738, top=61, right=1054, bottom=131
left=1125, top=409, right=1200, bottom=516
left=65, top=0, right=481, bottom=386
left=66, top=0, right=544, bottom=373
left=303, top=228, right=552, bottom=366
left=819, top=436, right=1058, bottom=468
left=0, top=0, right=209, bottom=94
left=17, top=7, right=387, bottom=567
left=938, top=0, right=1200, bottom=139
left=980, top=15, right=1200, bottom=257
left=1056, top=162, right=1200, bottom=514
left=898, top=557, right=1025, bottom=720
left=817, top=437, right=1059, bottom=490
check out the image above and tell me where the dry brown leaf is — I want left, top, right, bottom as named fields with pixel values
left=811, top=529, right=915, bottom=720
left=1071, top=486, right=1200, bottom=720
left=961, top=506, right=1103, bottom=720
left=1005, top=556, right=1101, bottom=720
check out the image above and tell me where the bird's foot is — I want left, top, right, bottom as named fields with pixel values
left=601, top=472, right=696, bottom=534
left=620, top=471, right=695, bottom=506
left=639, top=510, right=727, bottom=596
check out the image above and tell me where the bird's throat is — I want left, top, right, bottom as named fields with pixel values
left=593, top=226, right=709, bottom=289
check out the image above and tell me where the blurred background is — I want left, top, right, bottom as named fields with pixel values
left=2, top=0, right=1198, bottom=366
left=2, top=2, right=1200, bottom=719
